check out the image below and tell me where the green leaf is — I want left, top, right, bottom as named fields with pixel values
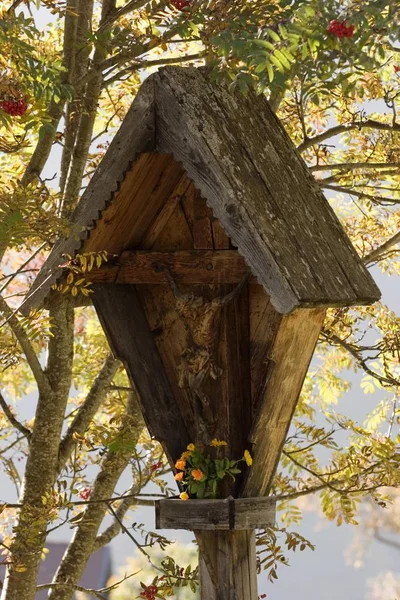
left=267, top=28, right=280, bottom=43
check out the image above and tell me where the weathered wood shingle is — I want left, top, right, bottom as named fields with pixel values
left=23, top=67, right=380, bottom=314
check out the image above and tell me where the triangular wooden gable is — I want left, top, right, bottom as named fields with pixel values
left=23, top=67, right=380, bottom=315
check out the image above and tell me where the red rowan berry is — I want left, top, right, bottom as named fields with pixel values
left=327, top=19, right=355, bottom=38
left=0, top=98, right=28, bottom=116
left=171, top=0, right=190, bottom=9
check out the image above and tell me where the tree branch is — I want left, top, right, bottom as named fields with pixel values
left=0, top=295, right=50, bottom=396
left=374, top=529, right=400, bottom=551
left=321, top=183, right=400, bottom=206
left=58, top=354, right=120, bottom=469
left=0, top=391, right=31, bottom=439
left=103, top=52, right=204, bottom=86
left=309, top=161, right=400, bottom=172
left=298, top=120, right=400, bottom=153
left=363, top=230, right=400, bottom=265
left=36, top=582, right=109, bottom=600
left=21, top=0, right=80, bottom=186
left=95, top=0, right=152, bottom=35
left=321, top=331, right=399, bottom=387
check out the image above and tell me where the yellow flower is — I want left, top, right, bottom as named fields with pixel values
left=175, top=459, right=186, bottom=470
left=174, top=472, right=184, bottom=481
left=180, top=450, right=192, bottom=459
left=187, top=443, right=195, bottom=451
left=210, top=438, right=228, bottom=447
left=244, top=450, right=253, bottom=466
left=191, top=469, right=204, bottom=481
left=180, top=492, right=189, bottom=501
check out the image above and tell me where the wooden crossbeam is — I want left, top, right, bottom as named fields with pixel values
left=156, top=496, right=276, bottom=531
left=84, top=250, right=251, bottom=285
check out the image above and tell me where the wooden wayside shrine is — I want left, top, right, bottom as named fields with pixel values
left=24, top=67, right=380, bottom=600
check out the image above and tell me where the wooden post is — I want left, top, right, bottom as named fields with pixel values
left=198, top=530, right=258, bottom=600
left=156, top=497, right=275, bottom=599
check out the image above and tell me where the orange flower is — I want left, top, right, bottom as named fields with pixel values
left=174, top=472, right=184, bottom=481
left=175, top=459, right=186, bottom=470
left=191, top=469, right=204, bottom=481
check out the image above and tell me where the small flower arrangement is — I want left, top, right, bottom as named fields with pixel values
left=174, top=439, right=252, bottom=500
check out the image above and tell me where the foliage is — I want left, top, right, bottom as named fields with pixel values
left=174, top=440, right=251, bottom=499
left=109, top=542, right=199, bottom=599
left=0, top=0, right=399, bottom=599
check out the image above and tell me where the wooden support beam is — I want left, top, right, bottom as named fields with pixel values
left=244, top=307, right=326, bottom=497
left=156, top=496, right=276, bottom=531
left=85, top=250, right=251, bottom=285
left=91, top=284, right=190, bottom=463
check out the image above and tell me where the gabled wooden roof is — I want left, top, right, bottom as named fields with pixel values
left=23, top=67, right=380, bottom=314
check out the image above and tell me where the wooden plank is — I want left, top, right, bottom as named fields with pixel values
left=150, top=200, right=194, bottom=252
left=85, top=250, right=250, bottom=284
left=243, top=307, right=326, bottom=497
left=220, top=284, right=252, bottom=496
left=198, top=531, right=258, bottom=600
left=193, top=193, right=214, bottom=249
left=155, top=73, right=299, bottom=313
left=212, top=218, right=230, bottom=249
left=155, top=68, right=380, bottom=311
left=84, top=153, right=185, bottom=254
left=141, top=173, right=192, bottom=250
left=91, top=284, right=190, bottom=464
left=249, top=283, right=282, bottom=414
left=156, top=496, right=276, bottom=530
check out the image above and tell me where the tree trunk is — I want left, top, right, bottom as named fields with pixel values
left=47, top=392, right=143, bottom=600
left=1, top=298, right=74, bottom=600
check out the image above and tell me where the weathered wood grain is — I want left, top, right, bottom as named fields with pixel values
left=155, top=67, right=380, bottom=312
left=212, top=218, right=230, bottom=249
left=84, top=250, right=251, bottom=285
left=248, top=283, right=282, bottom=415
left=92, top=284, right=190, bottom=463
left=193, top=193, right=214, bottom=250
left=198, top=530, right=258, bottom=600
left=156, top=496, right=276, bottom=530
left=244, top=307, right=326, bottom=497
left=84, top=153, right=185, bottom=254
left=141, top=173, right=192, bottom=249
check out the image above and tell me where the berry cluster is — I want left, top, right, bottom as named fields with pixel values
left=0, top=98, right=28, bottom=116
left=150, top=460, right=163, bottom=472
left=327, top=19, right=355, bottom=38
left=79, top=487, right=91, bottom=500
left=171, top=0, right=190, bottom=9
left=394, top=65, right=400, bottom=73
left=140, top=584, right=158, bottom=600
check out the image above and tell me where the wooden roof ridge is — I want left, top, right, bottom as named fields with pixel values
left=22, top=66, right=380, bottom=315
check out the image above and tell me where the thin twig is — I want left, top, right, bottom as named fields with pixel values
left=36, top=582, right=108, bottom=600
left=309, top=161, right=400, bottom=172
left=0, top=392, right=31, bottom=439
